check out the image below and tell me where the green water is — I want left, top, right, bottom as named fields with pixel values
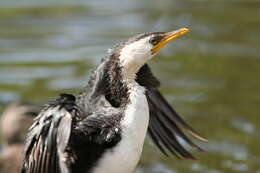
left=0, top=0, right=260, bottom=172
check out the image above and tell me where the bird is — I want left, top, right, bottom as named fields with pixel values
left=0, top=102, right=39, bottom=173
left=21, top=28, right=207, bottom=173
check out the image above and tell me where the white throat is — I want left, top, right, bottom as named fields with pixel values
left=118, top=38, right=154, bottom=80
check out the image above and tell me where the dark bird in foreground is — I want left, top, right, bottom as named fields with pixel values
left=22, top=28, right=207, bottom=173
left=0, top=102, right=39, bottom=173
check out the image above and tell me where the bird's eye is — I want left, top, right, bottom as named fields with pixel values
left=149, top=36, right=161, bottom=45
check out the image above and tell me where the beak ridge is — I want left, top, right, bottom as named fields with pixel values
left=151, top=28, right=189, bottom=54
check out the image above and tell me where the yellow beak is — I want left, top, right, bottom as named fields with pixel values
left=151, top=28, right=189, bottom=54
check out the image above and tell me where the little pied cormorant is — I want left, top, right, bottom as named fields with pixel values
left=21, top=28, right=207, bottom=173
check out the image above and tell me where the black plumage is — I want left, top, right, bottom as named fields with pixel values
left=137, top=64, right=206, bottom=158
left=22, top=32, right=206, bottom=173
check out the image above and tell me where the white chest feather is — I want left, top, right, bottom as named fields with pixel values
left=91, top=84, right=149, bottom=173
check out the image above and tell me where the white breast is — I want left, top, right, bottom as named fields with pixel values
left=91, top=83, right=149, bottom=173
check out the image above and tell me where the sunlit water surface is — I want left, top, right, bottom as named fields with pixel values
left=0, top=0, right=260, bottom=172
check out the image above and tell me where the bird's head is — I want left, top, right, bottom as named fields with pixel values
left=110, top=28, right=189, bottom=79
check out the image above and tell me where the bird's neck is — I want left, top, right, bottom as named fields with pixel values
left=118, top=54, right=149, bottom=81
left=101, top=55, right=138, bottom=108
left=77, top=55, right=141, bottom=110
left=120, top=61, right=142, bottom=81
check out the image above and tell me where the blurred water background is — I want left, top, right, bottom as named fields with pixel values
left=0, top=0, right=260, bottom=172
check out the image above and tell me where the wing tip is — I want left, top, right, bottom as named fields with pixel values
left=188, top=130, right=208, bottom=142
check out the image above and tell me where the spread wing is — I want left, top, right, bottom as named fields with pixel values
left=21, top=94, right=77, bottom=173
left=136, top=64, right=207, bottom=159
left=21, top=94, right=122, bottom=173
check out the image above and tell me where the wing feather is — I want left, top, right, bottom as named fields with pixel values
left=22, top=94, right=122, bottom=173
left=137, top=64, right=207, bottom=159
left=22, top=96, right=76, bottom=173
